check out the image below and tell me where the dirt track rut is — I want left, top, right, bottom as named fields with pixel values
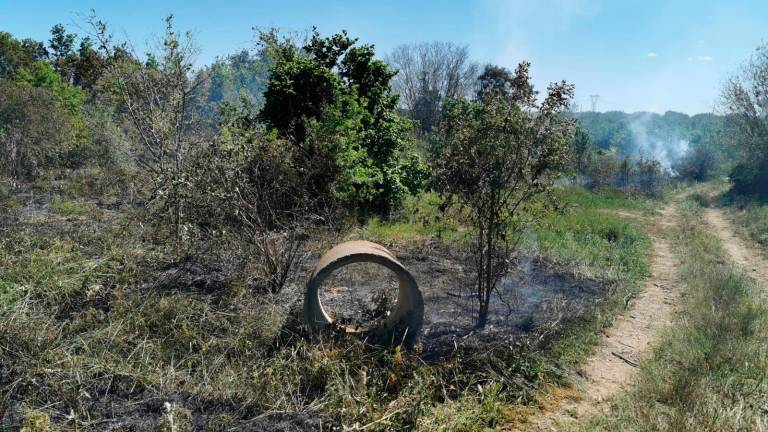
left=524, top=204, right=680, bottom=430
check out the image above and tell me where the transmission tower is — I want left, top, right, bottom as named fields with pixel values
left=589, top=94, right=600, bottom=112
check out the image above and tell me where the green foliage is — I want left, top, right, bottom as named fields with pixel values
left=729, top=160, right=768, bottom=197
left=51, top=195, right=91, bottom=216
left=571, top=126, right=592, bottom=176
left=17, top=61, right=85, bottom=115
left=0, top=31, right=46, bottom=79
left=582, top=151, right=669, bottom=197
left=432, top=62, right=575, bottom=326
left=721, top=43, right=768, bottom=197
left=0, top=80, right=74, bottom=178
left=686, top=192, right=710, bottom=207
left=204, top=50, right=269, bottom=107
left=259, top=28, right=422, bottom=216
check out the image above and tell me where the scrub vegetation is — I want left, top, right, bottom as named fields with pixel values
left=0, top=12, right=766, bottom=432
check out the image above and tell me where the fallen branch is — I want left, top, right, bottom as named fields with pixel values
left=611, top=351, right=639, bottom=367
left=623, top=292, right=636, bottom=309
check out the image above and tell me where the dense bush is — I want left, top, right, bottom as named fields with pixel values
left=721, top=43, right=768, bottom=198
left=259, top=29, right=426, bottom=217
left=0, top=81, right=74, bottom=178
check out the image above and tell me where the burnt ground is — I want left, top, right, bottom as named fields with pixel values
left=0, top=186, right=609, bottom=431
left=313, top=240, right=607, bottom=360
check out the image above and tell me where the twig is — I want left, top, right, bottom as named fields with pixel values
left=623, top=292, right=636, bottom=309
left=611, top=351, right=639, bottom=367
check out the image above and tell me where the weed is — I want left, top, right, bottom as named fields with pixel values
left=51, top=195, right=90, bottom=216
left=737, top=204, right=768, bottom=248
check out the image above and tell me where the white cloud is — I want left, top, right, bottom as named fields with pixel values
left=696, top=55, right=713, bottom=61
left=646, top=52, right=658, bottom=58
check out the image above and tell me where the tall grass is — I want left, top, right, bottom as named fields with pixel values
left=737, top=204, right=768, bottom=249
left=0, top=184, right=656, bottom=430
left=570, top=200, right=768, bottom=431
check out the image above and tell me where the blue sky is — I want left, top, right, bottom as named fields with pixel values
left=2, top=0, right=766, bottom=114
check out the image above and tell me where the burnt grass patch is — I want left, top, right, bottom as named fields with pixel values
left=0, top=189, right=633, bottom=431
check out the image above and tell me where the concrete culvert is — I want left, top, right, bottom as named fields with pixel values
left=304, top=240, right=424, bottom=347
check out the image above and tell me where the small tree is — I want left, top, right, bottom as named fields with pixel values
left=571, top=126, right=592, bottom=182
left=432, top=62, right=575, bottom=328
left=721, top=43, right=768, bottom=197
left=89, top=14, right=206, bottom=235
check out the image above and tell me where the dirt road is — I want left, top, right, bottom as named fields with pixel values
left=523, top=202, right=768, bottom=431
left=525, top=204, right=681, bottom=430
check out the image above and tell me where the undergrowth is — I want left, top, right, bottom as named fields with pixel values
left=0, top=180, right=654, bottom=430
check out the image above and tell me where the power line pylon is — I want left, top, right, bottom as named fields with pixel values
left=589, top=94, right=600, bottom=112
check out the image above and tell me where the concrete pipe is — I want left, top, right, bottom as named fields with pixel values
left=304, top=240, right=424, bottom=347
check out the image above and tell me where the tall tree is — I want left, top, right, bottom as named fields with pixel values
left=260, top=28, right=425, bottom=216
left=0, top=32, right=45, bottom=79
left=386, top=42, right=479, bottom=133
left=48, top=24, right=77, bottom=82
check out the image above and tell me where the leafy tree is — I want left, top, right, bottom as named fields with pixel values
left=721, top=43, right=768, bottom=197
left=17, top=61, right=85, bottom=115
left=0, top=81, right=73, bottom=178
left=432, top=62, right=575, bottom=328
left=673, top=140, right=719, bottom=181
left=0, top=32, right=44, bottom=79
left=205, top=50, right=269, bottom=105
left=73, top=37, right=106, bottom=93
left=48, top=24, right=77, bottom=82
left=476, top=64, right=515, bottom=100
left=260, top=28, right=424, bottom=216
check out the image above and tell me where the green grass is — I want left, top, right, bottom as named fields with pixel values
left=736, top=204, right=768, bottom=249
left=532, top=207, right=650, bottom=282
left=554, top=186, right=658, bottom=213
left=569, top=200, right=768, bottom=431
left=51, top=195, right=91, bottom=215
left=0, top=235, right=115, bottom=307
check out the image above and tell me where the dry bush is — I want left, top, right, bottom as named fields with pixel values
left=584, top=153, right=668, bottom=198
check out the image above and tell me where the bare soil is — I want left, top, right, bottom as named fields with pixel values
left=524, top=204, right=681, bottom=430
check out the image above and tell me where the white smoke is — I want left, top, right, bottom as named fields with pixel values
left=629, top=113, right=690, bottom=173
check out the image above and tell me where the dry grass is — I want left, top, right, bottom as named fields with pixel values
left=0, top=175, right=656, bottom=430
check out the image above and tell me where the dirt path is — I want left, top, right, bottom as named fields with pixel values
left=703, top=207, right=768, bottom=292
left=522, top=204, right=681, bottom=431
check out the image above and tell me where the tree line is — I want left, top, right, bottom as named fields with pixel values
left=2, top=15, right=764, bottom=327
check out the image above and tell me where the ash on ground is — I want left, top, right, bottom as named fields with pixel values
left=304, top=240, right=607, bottom=360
